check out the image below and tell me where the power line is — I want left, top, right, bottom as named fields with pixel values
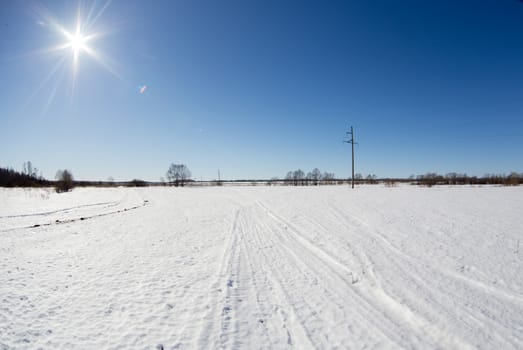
left=343, top=126, right=357, bottom=189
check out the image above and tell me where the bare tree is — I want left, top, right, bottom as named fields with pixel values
left=267, top=177, right=279, bottom=186
left=366, top=174, right=377, bottom=184
left=23, top=161, right=31, bottom=176
left=23, top=161, right=39, bottom=178
left=166, top=163, right=192, bottom=187
left=417, top=173, right=441, bottom=187
left=445, top=172, right=458, bottom=185
left=55, top=169, right=74, bottom=193
left=293, top=169, right=304, bottom=186
left=306, top=171, right=312, bottom=186
left=285, top=171, right=293, bottom=185
left=311, top=168, right=321, bottom=186
left=322, top=172, right=335, bottom=185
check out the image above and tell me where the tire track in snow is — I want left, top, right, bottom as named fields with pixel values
left=198, top=206, right=306, bottom=349
left=0, top=199, right=148, bottom=232
left=251, top=202, right=405, bottom=348
left=325, top=200, right=520, bottom=349
left=254, top=200, right=475, bottom=349
left=217, top=211, right=242, bottom=349
left=0, top=201, right=119, bottom=219
left=256, top=200, right=361, bottom=283
left=241, top=206, right=318, bottom=349
left=196, top=209, right=240, bottom=349
left=324, top=201, right=496, bottom=348
left=221, top=210, right=296, bottom=349
left=198, top=202, right=320, bottom=349
left=249, top=201, right=412, bottom=348
left=234, top=213, right=291, bottom=349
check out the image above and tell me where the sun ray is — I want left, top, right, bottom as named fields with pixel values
left=25, top=55, right=68, bottom=108
left=28, top=0, right=118, bottom=112
left=84, top=0, right=112, bottom=32
left=43, top=59, right=68, bottom=116
left=82, top=45, right=121, bottom=79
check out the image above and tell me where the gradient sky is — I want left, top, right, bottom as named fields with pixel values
left=1, top=0, right=522, bottom=181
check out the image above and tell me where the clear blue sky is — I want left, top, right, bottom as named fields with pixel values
left=1, top=0, right=522, bottom=181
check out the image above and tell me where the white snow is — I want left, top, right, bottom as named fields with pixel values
left=1, top=185, right=522, bottom=349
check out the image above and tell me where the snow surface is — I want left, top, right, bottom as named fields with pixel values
left=0, top=185, right=522, bottom=349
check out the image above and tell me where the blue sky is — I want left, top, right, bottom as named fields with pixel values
left=1, top=0, right=522, bottom=181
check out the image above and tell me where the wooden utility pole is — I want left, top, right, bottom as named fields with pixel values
left=343, top=126, right=356, bottom=189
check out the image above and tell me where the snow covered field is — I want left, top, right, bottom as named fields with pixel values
left=1, top=185, right=522, bottom=349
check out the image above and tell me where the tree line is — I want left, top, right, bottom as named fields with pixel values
left=2, top=162, right=522, bottom=190
left=284, top=168, right=336, bottom=186
left=414, top=172, right=523, bottom=187
left=0, top=165, right=75, bottom=192
left=0, top=166, right=49, bottom=187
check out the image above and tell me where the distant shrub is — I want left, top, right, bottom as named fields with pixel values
left=384, top=179, right=397, bottom=187
left=417, top=173, right=444, bottom=187
left=365, top=174, right=378, bottom=184
left=129, top=179, right=147, bottom=187
left=55, top=169, right=74, bottom=193
left=504, top=172, right=521, bottom=186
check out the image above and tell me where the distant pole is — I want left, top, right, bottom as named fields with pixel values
left=343, top=126, right=357, bottom=189
left=351, top=127, right=355, bottom=188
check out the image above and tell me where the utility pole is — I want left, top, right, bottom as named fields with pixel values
left=343, top=126, right=356, bottom=189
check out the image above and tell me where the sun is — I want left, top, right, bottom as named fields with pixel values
left=57, top=22, right=96, bottom=84
left=60, top=18, right=91, bottom=61
left=39, top=2, right=117, bottom=79
left=30, top=1, right=119, bottom=114
left=69, top=31, right=87, bottom=54
left=61, top=27, right=89, bottom=72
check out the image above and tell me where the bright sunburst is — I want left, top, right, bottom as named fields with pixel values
left=68, top=31, right=87, bottom=54
left=31, top=1, right=117, bottom=113
left=57, top=20, right=98, bottom=81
